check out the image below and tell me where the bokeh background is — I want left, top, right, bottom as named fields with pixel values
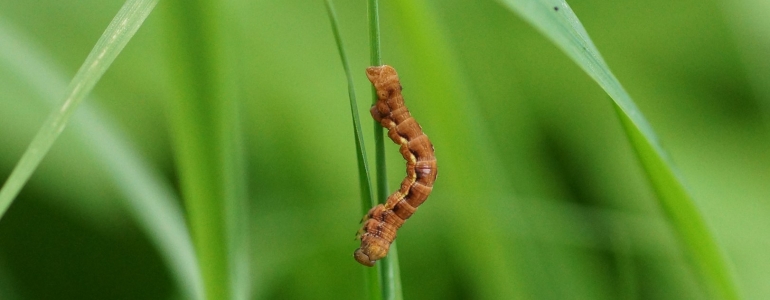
left=1, top=0, right=769, bottom=299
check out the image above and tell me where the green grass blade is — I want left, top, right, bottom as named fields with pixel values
left=83, top=114, right=206, bottom=300
left=323, top=0, right=376, bottom=237
left=322, top=1, right=381, bottom=299
left=368, top=0, right=382, bottom=67
left=0, top=0, right=158, bottom=220
left=615, top=105, right=738, bottom=299
left=497, top=1, right=741, bottom=298
left=379, top=243, right=403, bottom=300
left=162, top=0, right=249, bottom=298
left=0, top=13, right=203, bottom=300
left=367, top=0, right=403, bottom=298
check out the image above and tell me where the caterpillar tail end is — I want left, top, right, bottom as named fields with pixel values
left=354, top=248, right=376, bottom=267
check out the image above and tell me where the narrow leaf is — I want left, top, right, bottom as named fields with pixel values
left=498, top=1, right=741, bottom=298
left=0, top=0, right=159, bottom=219
left=367, top=0, right=403, bottom=299
left=323, top=0, right=376, bottom=234
left=322, top=1, right=381, bottom=299
left=0, top=10, right=202, bottom=300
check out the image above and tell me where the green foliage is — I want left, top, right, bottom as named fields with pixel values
left=0, top=0, right=158, bottom=219
left=0, top=0, right=767, bottom=299
left=499, top=1, right=739, bottom=298
left=323, top=1, right=381, bottom=299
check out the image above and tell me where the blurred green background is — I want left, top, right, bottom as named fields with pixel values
left=1, top=0, right=769, bottom=299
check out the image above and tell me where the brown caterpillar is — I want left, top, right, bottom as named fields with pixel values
left=354, top=65, right=438, bottom=267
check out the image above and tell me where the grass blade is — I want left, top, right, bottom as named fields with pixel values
left=367, top=0, right=403, bottom=299
left=322, top=0, right=376, bottom=240
left=0, top=12, right=203, bottom=300
left=322, top=1, right=381, bottom=299
left=0, top=0, right=158, bottom=219
left=379, top=243, right=403, bottom=300
left=497, top=1, right=741, bottom=298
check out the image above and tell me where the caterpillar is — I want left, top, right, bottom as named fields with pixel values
left=354, top=65, right=438, bottom=267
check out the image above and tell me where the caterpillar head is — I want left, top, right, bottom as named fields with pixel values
left=354, top=237, right=389, bottom=267
left=354, top=248, right=376, bottom=267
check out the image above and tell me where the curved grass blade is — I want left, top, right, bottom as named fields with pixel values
left=322, top=0, right=376, bottom=243
left=0, top=0, right=158, bottom=218
left=322, top=1, right=381, bottom=299
left=497, top=1, right=741, bottom=298
left=0, top=15, right=203, bottom=300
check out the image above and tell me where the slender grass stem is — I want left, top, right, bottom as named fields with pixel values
left=498, top=1, right=742, bottom=298
left=322, top=1, right=380, bottom=299
left=367, top=0, right=403, bottom=299
left=0, top=20, right=202, bottom=299
left=0, top=0, right=158, bottom=220
left=323, top=0, right=376, bottom=234
left=368, top=0, right=382, bottom=67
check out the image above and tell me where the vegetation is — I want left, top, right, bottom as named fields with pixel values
left=0, top=0, right=767, bottom=299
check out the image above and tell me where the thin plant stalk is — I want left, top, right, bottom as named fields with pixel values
left=323, top=0, right=380, bottom=299
left=0, top=20, right=202, bottom=299
left=497, top=1, right=741, bottom=298
left=0, top=0, right=159, bottom=220
left=368, top=0, right=403, bottom=299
